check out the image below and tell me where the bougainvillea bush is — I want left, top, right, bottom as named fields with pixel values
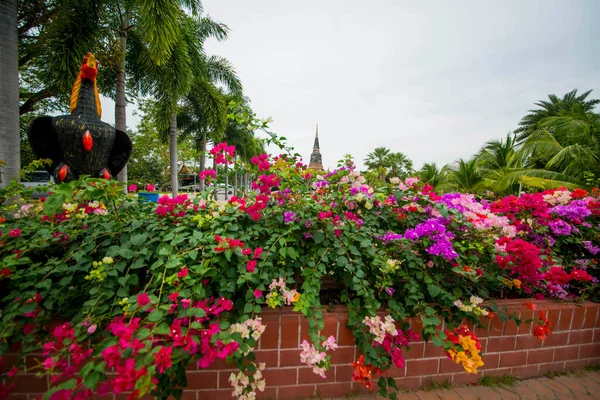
left=0, top=145, right=598, bottom=399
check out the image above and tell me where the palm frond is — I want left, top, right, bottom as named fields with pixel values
left=205, top=56, right=243, bottom=97
left=137, top=0, right=181, bottom=65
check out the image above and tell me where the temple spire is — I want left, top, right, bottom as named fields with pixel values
left=308, top=124, right=323, bottom=171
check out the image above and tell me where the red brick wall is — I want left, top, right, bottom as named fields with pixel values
left=7, top=300, right=600, bottom=400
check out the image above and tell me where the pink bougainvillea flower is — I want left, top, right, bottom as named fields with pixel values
left=254, top=289, right=263, bottom=298
left=88, top=324, right=97, bottom=334
left=9, top=228, right=21, bottom=238
left=177, top=267, right=189, bottom=279
left=146, top=184, right=156, bottom=191
left=137, top=293, right=150, bottom=307
left=128, top=184, right=137, bottom=192
left=254, top=247, right=263, bottom=259
left=247, top=260, right=257, bottom=273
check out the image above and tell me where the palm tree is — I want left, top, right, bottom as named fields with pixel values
left=149, top=15, right=242, bottom=196
left=443, top=158, right=485, bottom=194
left=177, top=81, right=229, bottom=191
left=475, top=134, right=522, bottom=195
left=515, top=89, right=599, bottom=143
left=111, top=0, right=203, bottom=185
left=364, top=147, right=391, bottom=181
left=514, top=109, right=600, bottom=189
left=386, top=152, right=413, bottom=179
left=364, top=147, right=391, bottom=170
left=417, top=163, right=443, bottom=190
left=0, top=0, right=20, bottom=186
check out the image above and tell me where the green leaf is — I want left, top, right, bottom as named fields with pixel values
left=155, top=323, right=170, bottom=335
left=432, top=336, right=446, bottom=347
left=313, top=232, right=325, bottom=244
left=137, top=328, right=151, bottom=339
left=427, top=284, right=441, bottom=298
left=44, top=194, right=65, bottom=216
left=166, top=257, right=182, bottom=269
left=157, top=243, right=172, bottom=256
left=118, top=248, right=136, bottom=259
left=83, top=372, right=101, bottom=389
left=130, top=233, right=148, bottom=246
left=131, top=258, right=146, bottom=269
left=148, top=310, right=164, bottom=322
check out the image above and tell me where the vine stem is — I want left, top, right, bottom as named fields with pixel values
left=156, top=262, right=169, bottom=306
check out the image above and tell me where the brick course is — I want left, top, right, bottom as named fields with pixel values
left=6, top=300, right=599, bottom=399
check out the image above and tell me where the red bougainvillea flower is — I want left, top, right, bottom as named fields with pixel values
left=9, top=228, right=21, bottom=238
left=570, top=188, right=589, bottom=199
left=533, top=311, right=552, bottom=340
left=247, top=260, right=257, bottom=273
left=137, top=293, right=150, bottom=307
left=154, top=346, right=173, bottom=373
left=0, top=268, right=10, bottom=278
left=177, top=267, right=189, bottom=279
left=533, top=324, right=551, bottom=340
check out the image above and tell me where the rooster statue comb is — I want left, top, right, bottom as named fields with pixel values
left=28, top=52, right=132, bottom=183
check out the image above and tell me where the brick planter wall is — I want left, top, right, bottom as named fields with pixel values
left=7, top=300, right=600, bottom=400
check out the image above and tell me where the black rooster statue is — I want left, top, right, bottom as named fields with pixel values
left=28, top=52, right=132, bottom=183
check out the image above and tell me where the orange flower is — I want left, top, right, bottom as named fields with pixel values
left=0, top=217, right=5, bottom=223
left=352, top=355, right=375, bottom=390
left=523, top=301, right=537, bottom=311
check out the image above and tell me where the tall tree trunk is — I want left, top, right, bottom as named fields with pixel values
left=169, top=112, right=178, bottom=197
left=224, top=162, right=229, bottom=200
left=234, top=169, right=238, bottom=197
left=199, top=130, right=206, bottom=191
left=212, top=157, right=217, bottom=200
left=115, top=20, right=128, bottom=187
left=0, top=0, right=20, bottom=187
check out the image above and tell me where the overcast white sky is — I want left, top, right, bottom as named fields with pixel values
left=102, top=0, right=600, bottom=171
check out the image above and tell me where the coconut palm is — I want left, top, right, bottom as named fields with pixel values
left=148, top=15, right=242, bottom=196
left=513, top=108, right=600, bottom=189
left=110, top=0, right=203, bottom=184
left=0, top=0, right=20, bottom=186
left=443, top=158, right=485, bottom=194
left=515, top=89, right=599, bottom=143
left=475, top=134, right=522, bottom=195
left=386, top=152, right=413, bottom=179
left=364, top=147, right=391, bottom=170
left=417, top=163, right=444, bottom=190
